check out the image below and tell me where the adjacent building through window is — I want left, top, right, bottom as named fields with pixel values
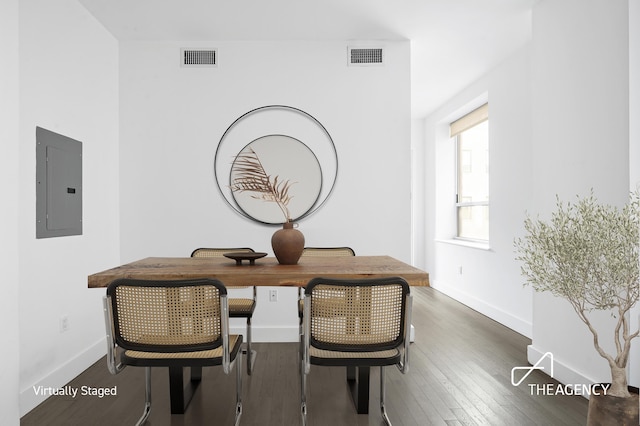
left=450, top=104, right=489, bottom=241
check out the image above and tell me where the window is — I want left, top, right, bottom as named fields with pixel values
left=450, top=104, right=489, bottom=241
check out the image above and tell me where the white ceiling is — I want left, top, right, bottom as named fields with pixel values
left=79, top=0, right=534, bottom=118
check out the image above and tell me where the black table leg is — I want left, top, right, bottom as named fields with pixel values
left=168, top=366, right=202, bottom=414
left=346, top=366, right=370, bottom=414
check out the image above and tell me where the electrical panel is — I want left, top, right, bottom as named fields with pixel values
left=36, top=127, right=82, bottom=238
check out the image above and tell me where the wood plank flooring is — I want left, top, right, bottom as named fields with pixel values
left=21, top=287, right=588, bottom=425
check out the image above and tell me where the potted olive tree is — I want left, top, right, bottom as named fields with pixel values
left=514, top=191, right=639, bottom=425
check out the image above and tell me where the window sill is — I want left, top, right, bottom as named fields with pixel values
left=435, top=238, right=491, bottom=251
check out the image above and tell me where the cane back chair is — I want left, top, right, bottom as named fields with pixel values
left=103, top=278, right=243, bottom=426
left=191, top=247, right=258, bottom=374
left=300, top=276, right=412, bottom=426
left=298, top=247, right=356, bottom=320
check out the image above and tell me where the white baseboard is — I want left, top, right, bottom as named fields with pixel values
left=230, top=325, right=299, bottom=343
left=431, top=279, right=532, bottom=338
left=20, top=338, right=106, bottom=417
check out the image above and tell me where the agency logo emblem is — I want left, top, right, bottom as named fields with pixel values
left=511, top=351, right=553, bottom=386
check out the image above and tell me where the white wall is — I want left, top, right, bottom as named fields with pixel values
left=119, top=40, right=411, bottom=341
left=416, top=46, right=534, bottom=337
left=528, top=0, right=636, bottom=389
left=629, top=0, right=640, bottom=389
left=0, top=0, right=22, bottom=423
left=18, top=0, right=120, bottom=415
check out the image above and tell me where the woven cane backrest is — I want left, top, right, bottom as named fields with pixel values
left=306, top=277, right=409, bottom=352
left=191, top=247, right=255, bottom=258
left=107, top=278, right=226, bottom=352
left=301, top=247, right=355, bottom=257
left=191, top=248, right=256, bottom=293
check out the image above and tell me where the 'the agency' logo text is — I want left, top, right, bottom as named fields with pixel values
left=511, top=352, right=610, bottom=396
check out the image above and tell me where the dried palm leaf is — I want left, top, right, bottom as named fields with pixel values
left=230, top=148, right=296, bottom=221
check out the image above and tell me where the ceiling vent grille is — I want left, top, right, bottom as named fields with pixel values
left=348, top=47, right=384, bottom=66
left=181, top=48, right=217, bottom=67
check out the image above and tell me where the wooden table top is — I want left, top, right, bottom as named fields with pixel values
left=88, top=255, right=429, bottom=288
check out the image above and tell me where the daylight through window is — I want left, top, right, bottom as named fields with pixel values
left=450, top=104, right=489, bottom=241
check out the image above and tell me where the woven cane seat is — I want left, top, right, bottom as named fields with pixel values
left=228, top=298, right=256, bottom=316
left=310, top=346, right=400, bottom=360
left=309, top=345, right=402, bottom=368
left=124, top=335, right=242, bottom=363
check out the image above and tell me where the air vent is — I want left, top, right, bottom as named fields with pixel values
left=348, top=47, right=384, bottom=66
left=181, top=48, right=217, bottom=67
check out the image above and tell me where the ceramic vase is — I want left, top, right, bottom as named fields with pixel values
left=271, top=221, right=305, bottom=265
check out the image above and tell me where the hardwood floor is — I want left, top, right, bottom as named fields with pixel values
left=21, top=287, right=588, bottom=425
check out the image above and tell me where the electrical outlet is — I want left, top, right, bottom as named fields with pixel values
left=458, top=266, right=463, bottom=275
left=269, top=289, right=278, bottom=302
left=60, top=316, right=69, bottom=333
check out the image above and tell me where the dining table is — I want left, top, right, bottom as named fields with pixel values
left=89, top=255, right=429, bottom=415
left=88, top=255, right=429, bottom=289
